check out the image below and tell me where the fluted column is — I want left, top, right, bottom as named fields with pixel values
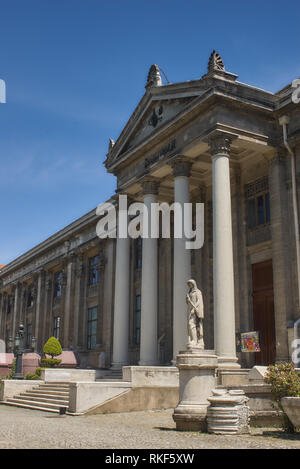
left=0, top=293, right=3, bottom=341
left=63, top=253, right=76, bottom=348
left=111, top=206, right=130, bottom=368
left=171, top=157, right=192, bottom=360
left=139, top=178, right=159, bottom=365
left=209, top=134, right=239, bottom=369
left=73, top=254, right=85, bottom=351
left=34, top=270, right=44, bottom=352
left=12, top=282, right=20, bottom=338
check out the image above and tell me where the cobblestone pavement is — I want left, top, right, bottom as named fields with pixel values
left=0, top=405, right=299, bottom=449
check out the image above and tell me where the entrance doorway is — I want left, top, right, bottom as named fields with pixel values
left=251, top=260, right=276, bottom=365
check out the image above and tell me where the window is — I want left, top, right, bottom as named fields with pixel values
left=88, top=256, right=99, bottom=286
left=6, top=295, right=11, bottom=314
left=53, top=316, right=61, bottom=340
left=245, top=177, right=270, bottom=230
left=54, top=272, right=63, bottom=298
left=247, top=193, right=270, bottom=229
left=27, top=289, right=34, bottom=308
left=135, top=294, right=141, bottom=345
left=26, top=323, right=32, bottom=348
left=135, top=238, right=142, bottom=270
left=87, top=307, right=98, bottom=350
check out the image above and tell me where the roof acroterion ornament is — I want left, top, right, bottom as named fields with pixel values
left=146, top=64, right=162, bottom=89
left=108, top=138, right=115, bottom=152
left=207, top=50, right=225, bottom=73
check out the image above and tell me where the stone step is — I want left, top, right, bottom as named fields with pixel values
left=42, top=382, right=71, bottom=387
left=30, top=389, right=69, bottom=396
left=19, top=392, right=69, bottom=403
left=2, top=381, right=71, bottom=413
left=2, top=401, right=62, bottom=413
left=37, top=384, right=70, bottom=390
left=6, top=397, right=68, bottom=412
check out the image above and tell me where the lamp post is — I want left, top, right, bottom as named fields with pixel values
left=8, top=325, right=37, bottom=379
left=13, top=323, right=24, bottom=379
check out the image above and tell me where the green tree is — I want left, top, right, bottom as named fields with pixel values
left=42, top=337, right=62, bottom=367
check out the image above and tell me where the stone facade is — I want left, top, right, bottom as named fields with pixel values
left=1, top=52, right=300, bottom=369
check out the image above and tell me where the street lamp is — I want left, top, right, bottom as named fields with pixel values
left=13, top=323, right=25, bottom=379
left=8, top=326, right=38, bottom=379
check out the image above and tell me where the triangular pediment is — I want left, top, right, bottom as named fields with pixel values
left=105, top=83, right=207, bottom=169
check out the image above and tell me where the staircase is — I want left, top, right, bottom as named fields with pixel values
left=3, top=382, right=70, bottom=413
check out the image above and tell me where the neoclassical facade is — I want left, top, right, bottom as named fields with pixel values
left=1, top=51, right=300, bottom=369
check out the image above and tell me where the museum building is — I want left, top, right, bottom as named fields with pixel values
left=1, top=51, right=300, bottom=370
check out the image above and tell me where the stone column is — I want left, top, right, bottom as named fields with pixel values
left=1, top=293, right=7, bottom=338
left=111, top=211, right=130, bottom=368
left=139, top=178, right=159, bottom=365
left=209, top=134, right=239, bottom=369
left=63, top=254, right=76, bottom=348
left=171, top=157, right=192, bottom=360
left=0, top=293, right=3, bottom=340
left=268, top=153, right=291, bottom=361
left=73, top=254, right=85, bottom=351
left=12, top=282, right=20, bottom=338
left=42, top=273, right=53, bottom=346
left=102, top=239, right=115, bottom=368
left=34, top=270, right=44, bottom=351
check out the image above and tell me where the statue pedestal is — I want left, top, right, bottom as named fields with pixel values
left=172, top=348, right=218, bottom=432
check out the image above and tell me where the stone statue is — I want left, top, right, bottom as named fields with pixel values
left=186, top=279, right=204, bottom=349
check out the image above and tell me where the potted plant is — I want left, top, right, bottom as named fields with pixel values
left=264, top=362, right=300, bottom=432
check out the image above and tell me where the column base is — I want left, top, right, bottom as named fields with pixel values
left=217, top=356, right=241, bottom=370
left=173, top=406, right=208, bottom=432
left=110, top=362, right=128, bottom=370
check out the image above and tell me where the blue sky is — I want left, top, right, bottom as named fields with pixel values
left=0, top=0, right=300, bottom=264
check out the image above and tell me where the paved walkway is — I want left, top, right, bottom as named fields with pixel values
left=0, top=405, right=299, bottom=449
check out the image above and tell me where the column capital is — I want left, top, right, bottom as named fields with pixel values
left=208, top=133, right=233, bottom=157
left=170, top=156, right=192, bottom=178
left=141, top=177, right=160, bottom=195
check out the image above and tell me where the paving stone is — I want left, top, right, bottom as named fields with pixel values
left=0, top=406, right=299, bottom=449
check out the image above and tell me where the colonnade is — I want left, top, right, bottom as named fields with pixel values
left=112, top=133, right=239, bottom=369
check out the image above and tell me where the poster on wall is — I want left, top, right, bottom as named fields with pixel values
left=240, top=331, right=261, bottom=352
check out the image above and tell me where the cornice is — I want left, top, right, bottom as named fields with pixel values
left=105, top=77, right=278, bottom=172
left=0, top=199, right=115, bottom=283
left=106, top=88, right=277, bottom=176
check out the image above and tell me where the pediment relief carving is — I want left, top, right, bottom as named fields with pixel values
left=120, top=97, right=195, bottom=155
left=105, top=94, right=200, bottom=167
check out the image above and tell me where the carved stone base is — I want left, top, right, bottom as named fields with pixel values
left=172, top=349, right=218, bottom=432
left=207, top=389, right=250, bottom=434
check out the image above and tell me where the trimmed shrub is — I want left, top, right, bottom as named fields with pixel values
left=25, top=372, right=41, bottom=380
left=40, top=358, right=62, bottom=368
left=43, top=337, right=62, bottom=359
